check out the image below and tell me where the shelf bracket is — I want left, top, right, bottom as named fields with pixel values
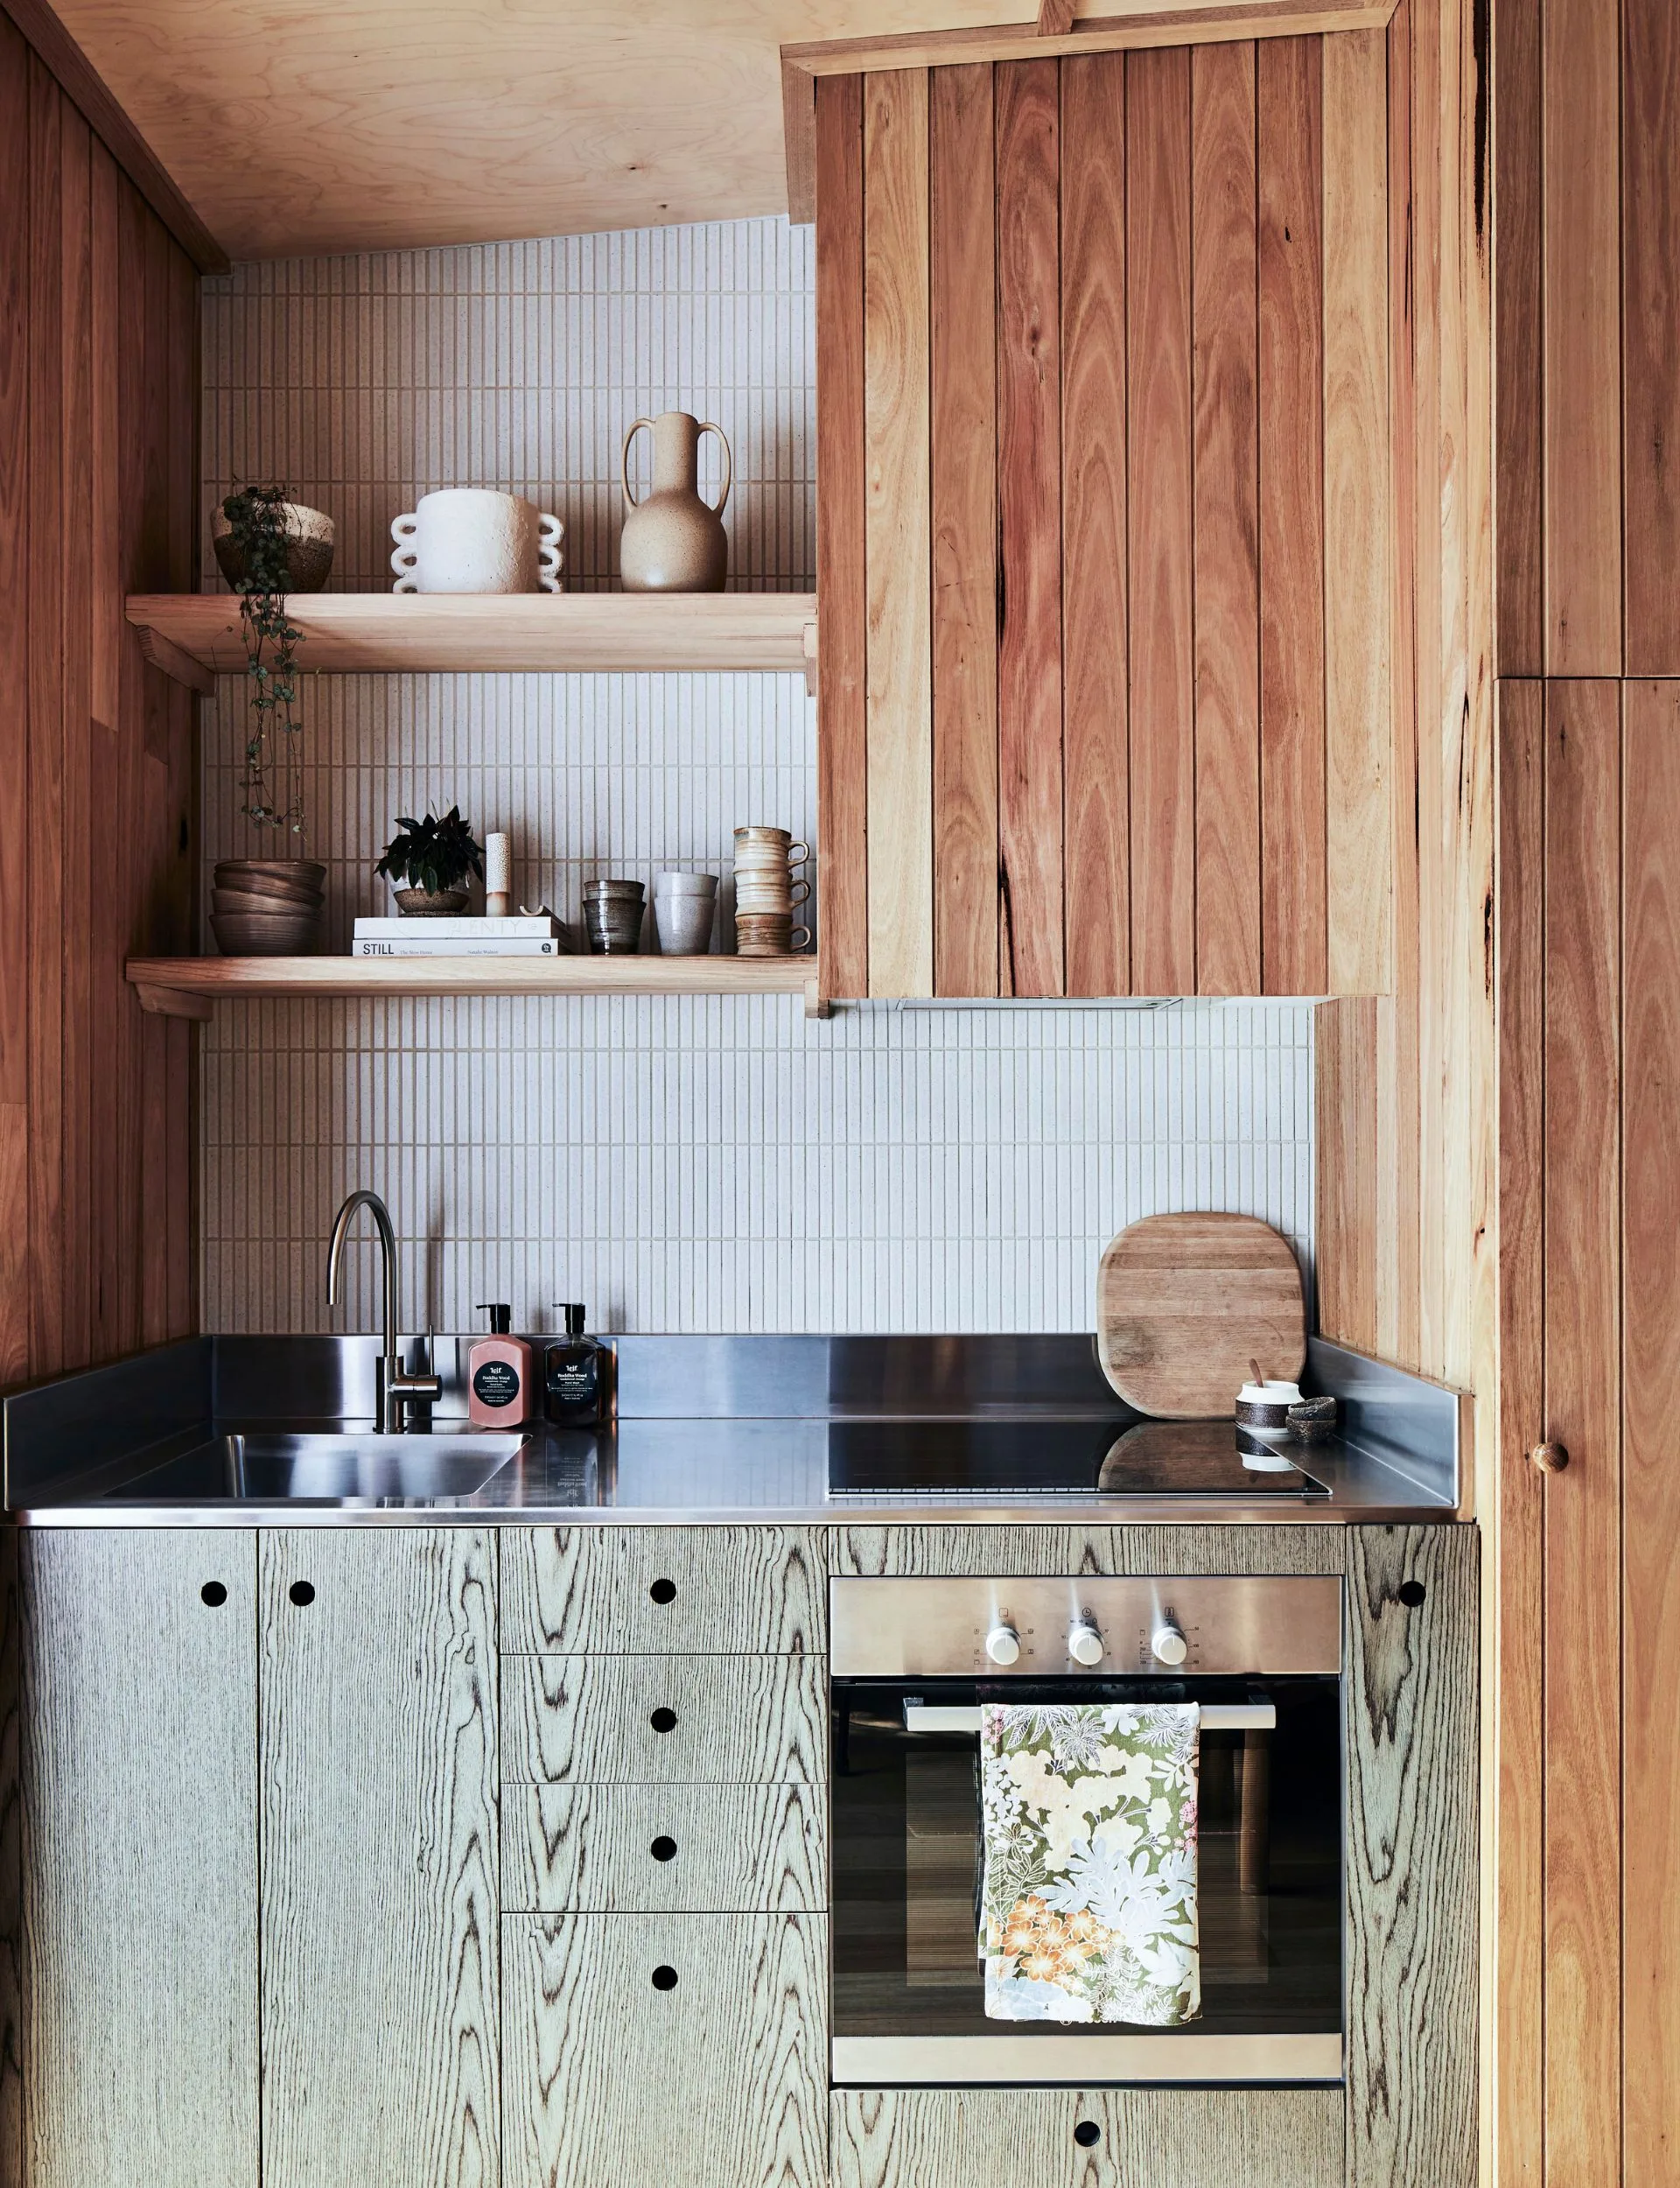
left=802, top=618, right=818, bottom=698
left=134, top=981, right=214, bottom=1021
left=803, top=978, right=832, bottom=1020
left=136, top=624, right=217, bottom=697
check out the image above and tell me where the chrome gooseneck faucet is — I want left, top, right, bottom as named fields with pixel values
left=326, top=1189, right=443, bottom=1434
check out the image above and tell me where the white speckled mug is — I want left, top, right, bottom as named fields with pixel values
left=391, top=488, right=564, bottom=593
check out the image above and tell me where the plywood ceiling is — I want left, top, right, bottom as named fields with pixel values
left=48, top=0, right=1040, bottom=260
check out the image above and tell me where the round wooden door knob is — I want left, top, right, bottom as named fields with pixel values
left=1530, top=1441, right=1570, bottom=1474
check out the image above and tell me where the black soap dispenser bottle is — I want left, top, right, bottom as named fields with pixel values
left=544, top=1303, right=605, bottom=1426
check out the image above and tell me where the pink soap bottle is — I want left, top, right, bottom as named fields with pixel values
left=467, top=1303, right=533, bottom=1427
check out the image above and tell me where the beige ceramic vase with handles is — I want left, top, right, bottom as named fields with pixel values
left=620, top=410, right=731, bottom=592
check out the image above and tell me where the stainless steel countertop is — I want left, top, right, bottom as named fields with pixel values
left=10, top=1417, right=1457, bottom=1527
left=3, top=1330, right=1466, bottom=1527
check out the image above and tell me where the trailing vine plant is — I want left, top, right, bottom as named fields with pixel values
left=221, top=485, right=306, bottom=839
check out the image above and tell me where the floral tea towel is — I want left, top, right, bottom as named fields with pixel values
left=978, top=1701, right=1200, bottom=2026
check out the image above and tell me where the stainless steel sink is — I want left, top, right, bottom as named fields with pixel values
left=211, top=1430, right=527, bottom=1501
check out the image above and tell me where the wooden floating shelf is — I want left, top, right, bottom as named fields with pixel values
left=126, top=955, right=830, bottom=1019
left=125, top=592, right=820, bottom=691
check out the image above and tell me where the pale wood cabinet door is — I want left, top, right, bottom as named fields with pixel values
left=258, top=1528, right=499, bottom=2188
left=504, top=1910, right=827, bottom=2188
left=832, top=2087, right=1343, bottom=2188
left=12, top=1530, right=259, bottom=2188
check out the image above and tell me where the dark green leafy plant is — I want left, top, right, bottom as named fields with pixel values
left=374, top=808, right=485, bottom=895
left=222, top=484, right=305, bottom=838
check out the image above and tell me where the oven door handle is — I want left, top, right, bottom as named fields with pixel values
left=901, top=1701, right=1276, bottom=1734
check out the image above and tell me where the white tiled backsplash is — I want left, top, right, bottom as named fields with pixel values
left=200, top=215, right=1315, bottom=1336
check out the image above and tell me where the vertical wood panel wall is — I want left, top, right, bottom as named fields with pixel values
left=816, top=31, right=1395, bottom=1000
left=1497, top=0, right=1680, bottom=680
left=0, top=11, right=199, bottom=1385
left=1487, top=2, right=1680, bottom=2181
left=1312, top=0, right=1494, bottom=1415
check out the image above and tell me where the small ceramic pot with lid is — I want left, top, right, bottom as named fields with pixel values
left=1234, top=1378, right=1303, bottom=1430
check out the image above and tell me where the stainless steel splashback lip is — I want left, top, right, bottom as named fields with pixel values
left=829, top=1574, right=1343, bottom=1678
left=830, top=2033, right=1343, bottom=2085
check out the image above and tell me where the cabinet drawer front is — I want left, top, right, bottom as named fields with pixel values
left=502, top=1525, right=824, bottom=1654
left=832, top=2087, right=1344, bottom=2188
left=505, top=1912, right=827, bottom=2188
left=503, top=1781, right=825, bottom=1911
left=504, top=1652, right=827, bottom=1784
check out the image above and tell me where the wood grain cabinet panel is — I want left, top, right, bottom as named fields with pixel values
left=504, top=1911, right=827, bottom=2188
left=831, top=2086, right=1344, bottom=2188
left=259, top=1529, right=499, bottom=2188
left=813, top=37, right=1395, bottom=1001
left=829, top=1521, right=1348, bottom=1579
left=504, top=1652, right=828, bottom=1786
left=502, top=1523, right=824, bottom=1654
left=503, top=1779, right=825, bottom=1913
left=14, top=1531, right=258, bottom=2188
left=1344, top=1524, right=1479, bottom=2187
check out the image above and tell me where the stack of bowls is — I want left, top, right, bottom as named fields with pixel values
left=581, top=878, right=646, bottom=954
left=210, top=859, right=326, bottom=956
left=732, top=826, right=812, bottom=957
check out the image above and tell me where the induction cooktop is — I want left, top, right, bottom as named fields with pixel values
left=824, top=1416, right=1332, bottom=1497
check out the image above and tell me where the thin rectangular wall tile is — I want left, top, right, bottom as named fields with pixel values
left=863, top=72, right=934, bottom=998
left=995, top=59, right=1063, bottom=999
left=1060, top=52, right=1129, bottom=997
left=929, top=64, right=998, bottom=999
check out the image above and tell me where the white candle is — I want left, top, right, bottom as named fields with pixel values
left=485, top=831, right=512, bottom=916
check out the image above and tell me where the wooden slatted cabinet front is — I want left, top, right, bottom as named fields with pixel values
left=814, top=32, right=1393, bottom=1001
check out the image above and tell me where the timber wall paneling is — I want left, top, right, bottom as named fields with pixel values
left=1491, top=676, right=1680, bottom=2187
left=1312, top=0, right=1494, bottom=1414
left=815, top=30, right=1398, bottom=999
left=0, top=12, right=200, bottom=1385
left=1495, top=0, right=1680, bottom=677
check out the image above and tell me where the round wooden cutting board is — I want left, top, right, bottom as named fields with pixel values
left=1096, top=1212, right=1306, bottom=1419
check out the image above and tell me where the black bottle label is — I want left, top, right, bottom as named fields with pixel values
left=544, top=1343, right=601, bottom=1422
left=472, top=1359, right=521, bottom=1408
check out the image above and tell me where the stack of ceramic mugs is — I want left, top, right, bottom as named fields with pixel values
left=732, top=827, right=812, bottom=957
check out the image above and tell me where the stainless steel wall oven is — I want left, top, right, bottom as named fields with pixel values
left=830, top=1575, right=1344, bottom=2085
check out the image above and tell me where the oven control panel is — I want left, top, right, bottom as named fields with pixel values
left=829, top=1574, right=1342, bottom=1678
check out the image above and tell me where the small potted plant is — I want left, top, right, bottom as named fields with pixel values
left=208, top=483, right=330, bottom=957
left=375, top=807, right=485, bottom=915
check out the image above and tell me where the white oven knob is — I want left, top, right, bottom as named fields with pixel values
left=1151, top=1619, right=1189, bottom=1666
left=1068, top=1620, right=1104, bottom=1666
left=985, top=1623, right=1022, bottom=1666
